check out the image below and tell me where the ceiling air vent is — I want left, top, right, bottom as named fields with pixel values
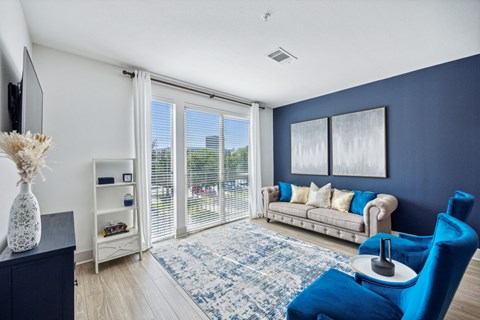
left=266, top=47, right=297, bottom=64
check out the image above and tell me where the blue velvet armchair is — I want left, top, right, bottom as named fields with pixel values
left=358, top=191, right=475, bottom=273
left=286, top=213, right=478, bottom=320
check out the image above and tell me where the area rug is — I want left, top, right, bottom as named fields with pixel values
left=151, top=220, right=353, bottom=320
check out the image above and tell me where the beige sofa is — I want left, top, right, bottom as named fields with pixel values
left=261, top=186, right=398, bottom=244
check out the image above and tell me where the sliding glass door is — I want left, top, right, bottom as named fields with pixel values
left=185, top=107, right=249, bottom=232
left=151, top=100, right=175, bottom=241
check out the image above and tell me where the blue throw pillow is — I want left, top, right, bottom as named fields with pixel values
left=350, top=190, right=377, bottom=215
left=278, top=182, right=297, bottom=202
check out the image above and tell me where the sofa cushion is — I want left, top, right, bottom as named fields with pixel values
left=269, top=202, right=315, bottom=218
left=307, top=208, right=365, bottom=232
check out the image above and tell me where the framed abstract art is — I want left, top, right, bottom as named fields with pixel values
left=331, top=107, right=387, bottom=178
left=291, top=117, right=329, bottom=175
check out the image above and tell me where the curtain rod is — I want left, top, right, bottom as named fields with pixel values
left=122, top=70, right=264, bottom=109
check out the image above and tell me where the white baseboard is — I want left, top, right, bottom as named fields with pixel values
left=75, top=250, right=93, bottom=264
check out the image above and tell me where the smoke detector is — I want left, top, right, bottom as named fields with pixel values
left=266, top=47, right=297, bottom=64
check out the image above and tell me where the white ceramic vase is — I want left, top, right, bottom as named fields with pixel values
left=7, top=183, right=42, bottom=252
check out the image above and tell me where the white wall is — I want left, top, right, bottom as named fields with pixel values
left=0, top=0, right=32, bottom=250
left=32, top=45, right=134, bottom=255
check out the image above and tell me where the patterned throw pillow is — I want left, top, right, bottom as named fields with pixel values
left=278, top=181, right=296, bottom=202
left=331, top=189, right=355, bottom=212
left=290, top=185, right=310, bottom=204
left=306, top=182, right=332, bottom=208
left=350, top=190, right=377, bottom=215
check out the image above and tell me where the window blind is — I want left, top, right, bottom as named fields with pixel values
left=223, top=117, right=249, bottom=221
left=151, top=100, right=175, bottom=241
left=185, top=108, right=249, bottom=232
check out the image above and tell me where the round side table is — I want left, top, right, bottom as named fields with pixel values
left=351, top=254, right=417, bottom=282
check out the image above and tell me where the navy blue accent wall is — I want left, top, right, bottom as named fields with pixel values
left=273, top=54, right=480, bottom=244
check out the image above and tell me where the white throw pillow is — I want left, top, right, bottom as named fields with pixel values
left=309, top=181, right=320, bottom=192
left=306, top=182, right=332, bottom=208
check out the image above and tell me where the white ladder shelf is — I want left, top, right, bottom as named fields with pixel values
left=92, top=158, right=142, bottom=273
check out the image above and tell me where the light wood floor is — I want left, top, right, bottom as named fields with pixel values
left=75, top=219, right=480, bottom=320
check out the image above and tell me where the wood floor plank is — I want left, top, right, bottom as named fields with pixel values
left=131, top=252, right=208, bottom=319
left=75, top=219, right=480, bottom=320
left=137, top=250, right=169, bottom=281
left=445, top=260, right=480, bottom=320
left=82, top=259, right=155, bottom=320
left=120, top=255, right=181, bottom=320
left=84, top=286, right=114, bottom=320
left=152, top=258, right=210, bottom=320
left=82, top=260, right=104, bottom=297
left=153, top=271, right=205, bottom=320
left=74, top=263, right=89, bottom=320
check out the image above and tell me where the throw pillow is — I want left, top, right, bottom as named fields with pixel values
left=278, top=181, right=296, bottom=202
left=307, top=182, right=332, bottom=208
left=331, top=189, right=355, bottom=212
left=290, top=185, right=310, bottom=204
left=309, top=181, right=320, bottom=192
left=350, top=190, right=377, bottom=215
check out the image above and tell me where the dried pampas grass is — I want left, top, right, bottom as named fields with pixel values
left=0, top=131, right=53, bottom=185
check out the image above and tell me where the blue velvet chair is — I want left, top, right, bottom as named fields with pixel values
left=358, top=191, right=475, bottom=273
left=286, top=213, right=478, bottom=320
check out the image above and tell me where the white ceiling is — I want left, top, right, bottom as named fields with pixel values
left=21, top=0, right=480, bottom=108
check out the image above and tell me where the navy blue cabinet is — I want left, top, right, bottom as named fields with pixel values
left=0, top=212, right=76, bottom=320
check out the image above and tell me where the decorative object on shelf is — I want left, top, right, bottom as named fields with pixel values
left=98, top=177, right=114, bottom=184
left=0, top=131, right=53, bottom=252
left=102, top=222, right=129, bottom=237
left=123, top=173, right=133, bottom=182
left=371, top=238, right=395, bottom=276
left=291, top=117, right=328, bottom=175
left=124, top=193, right=134, bottom=206
left=332, top=106, right=387, bottom=178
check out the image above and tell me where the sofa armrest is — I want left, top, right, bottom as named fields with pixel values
left=363, top=194, right=398, bottom=236
left=364, top=194, right=398, bottom=221
left=261, top=186, right=279, bottom=216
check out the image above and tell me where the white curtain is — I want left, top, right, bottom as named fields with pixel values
left=249, top=102, right=263, bottom=218
left=133, top=70, right=152, bottom=248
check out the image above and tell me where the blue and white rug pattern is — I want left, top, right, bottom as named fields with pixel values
left=151, top=220, right=353, bottom=319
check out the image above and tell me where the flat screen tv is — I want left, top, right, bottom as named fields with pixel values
left=8, top=47, right=43, bottom=134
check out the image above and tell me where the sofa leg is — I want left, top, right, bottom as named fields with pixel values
left=266, top=218, right=271, bottom=223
